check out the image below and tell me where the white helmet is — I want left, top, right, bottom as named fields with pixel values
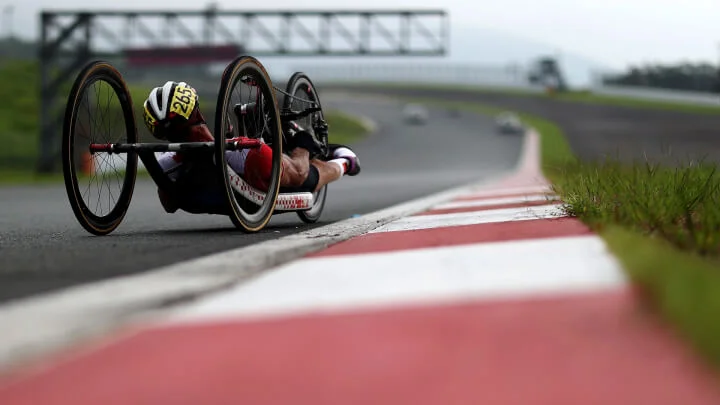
left=142, top=81, right=199, bottom=140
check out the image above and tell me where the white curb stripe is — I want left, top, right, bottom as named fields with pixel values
left=169, top=235, right=626, bottom=325
left=370, top=203, right=565, bottom=233
left=432, top=193, right=560, bottom=210
left=454, top=184, right=553, bottom=199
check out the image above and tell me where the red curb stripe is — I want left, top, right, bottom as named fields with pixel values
left=416, top=199, right=559, bottom=216
left=310, top=217, right=591, bottom=257
left=3, top=289, right=719, bottom=405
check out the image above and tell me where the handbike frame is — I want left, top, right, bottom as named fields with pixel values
left=88, top=137, right=262, bottom=154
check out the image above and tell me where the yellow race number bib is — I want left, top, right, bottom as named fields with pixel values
left=169, top=85, right=197, bottom=119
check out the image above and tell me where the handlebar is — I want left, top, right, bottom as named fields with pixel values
left=233, top=102, right=321, bottom=121
left=280, top=106, right=322, bottom=120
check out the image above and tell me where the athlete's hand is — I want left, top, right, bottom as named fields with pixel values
left=289, top=130, right=321, bottom=156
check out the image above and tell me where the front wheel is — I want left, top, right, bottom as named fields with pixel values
left=283, top=72, right=328, bottom=224
left=215, top=55, right=283, bottom=232
left=62, top=61, right=138, bottom=236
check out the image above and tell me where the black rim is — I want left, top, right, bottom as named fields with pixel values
left=284, top=73, right=328, bottom=222
left=215, top=56, right=282, bottom=231
left=63, top=61, right=137, bottom=235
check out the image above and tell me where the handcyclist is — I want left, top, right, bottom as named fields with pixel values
left=142, top=81, right=361, bottom=214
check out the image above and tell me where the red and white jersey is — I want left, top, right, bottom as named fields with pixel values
left=156, top=142, right=274, bottom=190
left=157, top=149, right=250, bottom=176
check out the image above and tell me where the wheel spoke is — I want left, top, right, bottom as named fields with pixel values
left=216, top=57, right=282, bottom=232
left=64, top=62, right=137, bottom=235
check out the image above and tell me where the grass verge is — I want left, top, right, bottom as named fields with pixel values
left=0, top=60, right=41, bottom=171
left=554, top=90, right=720, bottom=115
left=552, top=160, right=720, bottom=256
left=323, top=109, right=372, bottom=145
left=0, top=170, right=66, bottom=186
left=602, top=226, right=720, bottom=366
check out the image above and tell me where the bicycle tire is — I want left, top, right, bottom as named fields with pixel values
left=283, top=72, right=329, bottom=224
left=62, top=61, right=138, bottom=236
left=215, top=55, right=282, bottom=232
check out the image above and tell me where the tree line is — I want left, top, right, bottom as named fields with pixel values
left=602, top=62, right=720, bottom=93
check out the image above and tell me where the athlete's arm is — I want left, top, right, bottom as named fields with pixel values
left=280, top=149, right=309, bottom=188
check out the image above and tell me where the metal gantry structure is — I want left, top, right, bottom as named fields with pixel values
left=37, top=8, right=449, bottom=172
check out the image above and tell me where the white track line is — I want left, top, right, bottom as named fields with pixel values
left=170, top=235, right=626, bottom=325
left=432, top=193, right=559, bottom=210
left=370, top=203, right=565, bottom=233
left=455, top=184, right=553, bottom=199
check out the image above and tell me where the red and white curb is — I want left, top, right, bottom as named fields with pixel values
left=1, top=130, right=719, bottom=404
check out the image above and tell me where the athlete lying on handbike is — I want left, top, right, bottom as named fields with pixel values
left=141, top=81, right=360, bottom=214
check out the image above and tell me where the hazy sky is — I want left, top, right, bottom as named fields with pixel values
left=4, top=0, right=720, bottom=68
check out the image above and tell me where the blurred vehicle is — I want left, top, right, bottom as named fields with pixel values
left=402, top=103, right=428, bottom=125
left=447, top=107, right=461, bottom=118
left=495, top=111, right=525, bottom=135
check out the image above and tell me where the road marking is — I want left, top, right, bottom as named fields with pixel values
left=433, top=193, right=558, bottom=210
left=451, top=184, right=552, bottom=200
left=370, top=203, right=565, bottom=233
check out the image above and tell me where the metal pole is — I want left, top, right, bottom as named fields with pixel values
left=2, top=5, right=13, bottom=39
left=716, top=42, right=720, bottom=95
left=37, top=12, right=53, bottom=173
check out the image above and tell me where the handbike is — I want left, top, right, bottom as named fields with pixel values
left=62, top=55, right=330, bottom=236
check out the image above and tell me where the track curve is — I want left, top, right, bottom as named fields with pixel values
left=0, top=92, right=522, bottom=303
left=332, top=85, right=720, bottom=165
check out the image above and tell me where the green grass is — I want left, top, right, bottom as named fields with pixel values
left=552, top=160, right=720, bottom=256
left=553, top=91, right=720, bottom=115
left=324, top=109, right=371, bottom=145
left=0, top=169, right=65, bottom=185
left=602, top=226, right=720, bottom=366
left=0, top=61, right=144, bottom=174
left=0, top=60, right=41, bottom=170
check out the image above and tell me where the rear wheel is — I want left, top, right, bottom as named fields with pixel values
left=62, top=61, right=138, bottom=236
left=283, top=72, right=328, bottom=224
left=215, top=55, right=283, bottom=232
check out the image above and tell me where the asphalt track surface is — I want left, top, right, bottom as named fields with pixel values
left=0, top=93, right=522, bottom=304
left=336, top=85, right=720, bottom=165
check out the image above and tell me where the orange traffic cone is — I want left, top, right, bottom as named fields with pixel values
left=81, top=151, right=94, bottom=175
